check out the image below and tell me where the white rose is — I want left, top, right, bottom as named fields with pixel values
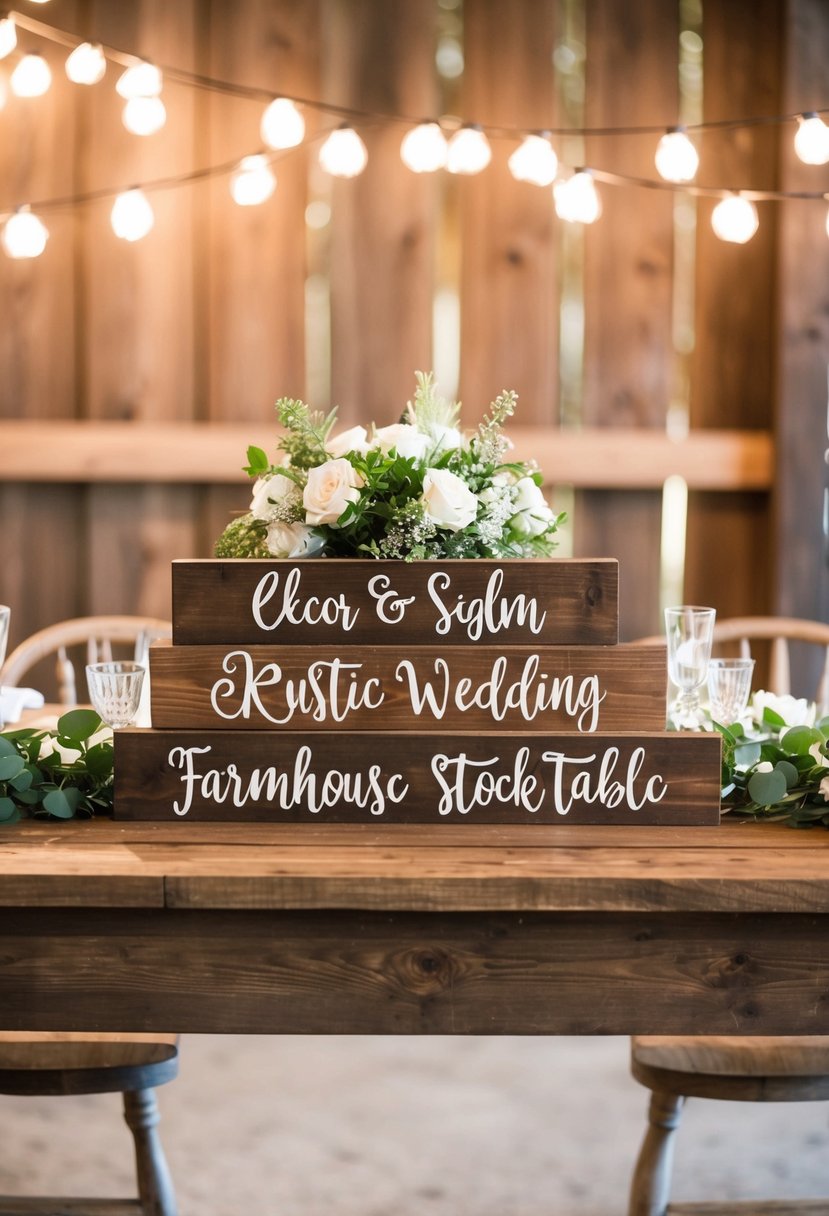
left=820, top=775, right=829, bottom=801
left=374, top=423, right=431, bottom=461
left=421, top=467, right=478, bottom=532
left=510, top=476, right=555, bottom=538
left=810, top=740, right=827, bottom=765
left=266, top=521, right=325, bottom=558
left=751, top=690, right=816, bottom=728
left=754, top=761, right=774, bottom=774
left=249, top=472, right=300, bottom=522
left=429, top=424, right=463, bottom=454
left=326, top=425, right=370, bottom=459
left=303, top=458, right=363, bottom=526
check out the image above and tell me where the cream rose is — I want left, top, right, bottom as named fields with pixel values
left=429, top=423, right=463, bottom=455
left=421, top=467, right=478, bottom=532
left=751, top=690, right=816, bottom=728
left=303, top=458, right=363, bottom=526
left=374, top=423, right=431, bottom=461
left=509, top=476, right=555, bottom=538
left=249, top=472, right=301, bottom=522
left=326, top=425, right=370, bottom=459
left=266, top=521, right=325, bottom=558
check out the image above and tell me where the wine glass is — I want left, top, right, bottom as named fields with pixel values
left=86, top=661, right=145, bottom=729
left=664, top=606, right=716, bottom=729
left=708, top=657, right=755, bottom=726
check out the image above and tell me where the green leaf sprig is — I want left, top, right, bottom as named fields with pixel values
left=0, top=710, right=114, bottom=824
left=719, top=715, right=829, bottom=827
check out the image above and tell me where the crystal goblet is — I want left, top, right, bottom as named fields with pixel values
left=665, top=606, right=716, bottom=730
left=707, top=657, right=755, bottom=726
left=86, top=661, right=145, bottom=729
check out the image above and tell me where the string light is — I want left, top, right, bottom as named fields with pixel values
left=229, top=154, right=276, bottom=205
left=111, top=188, right=154, bottom=241
left=65, top=41, right=106, bottom=85
left=446, top=125, right=491, bottom=175
left=116, top=61, right=162, bottom=100
left=2, top=208, right=48, bottom=258
left=10, top=52, right=51, bottom=97
left=654, top=129, right=699, bottom=183
left=508, top=134, right=558, bottom=186
left=554, top=171, right=602, bottom=223
left=794, top=113, right=829, bottom=166
left=711, top=194, right=759, bottom=243
left=0, top=16, right=17, bottom=59
left=122, top=95, right=167, bottom=136
left=318, top=126, right=368, bottom=177
left=400, top=122, right=447, bottom=173
left=260, top=98, right=305, bottom=150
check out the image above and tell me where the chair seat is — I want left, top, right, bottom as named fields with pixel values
left=631, top=1036, right=829, bottom=1102
left=0, top=1032, right=179, bottom=1096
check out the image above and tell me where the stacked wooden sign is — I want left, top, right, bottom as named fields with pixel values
left=114, top=558, right=721, bottom=824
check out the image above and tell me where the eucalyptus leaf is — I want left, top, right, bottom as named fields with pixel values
left=0, top=797, right=19, bottom=822
left=0, top=755, right=25, bottom=782
left=84, top=742, right=114, bottom=780
left=9, top=769, right=33, bottom=792
left=0, top=737, right=18, bottom=758
left=774, top=760, right=799, bottom=790
left=780, top=725, right=824, bottom=756
left=747, top=769, right=788, bottom=806
left=762, top=706, right=788, bottom=728
left=56, top=708, right=102, bottom=743
left=42, top=789, right=78, bottom=819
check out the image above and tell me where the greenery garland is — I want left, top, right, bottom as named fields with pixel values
left=0, top=710, right=113, bottom=823
left=719, top=709, right=829, bottom=827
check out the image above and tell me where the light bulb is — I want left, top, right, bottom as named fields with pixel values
left=230, top=155, right=276, bottom=206
left=2, top=209, right=48, bottom=258
left=508, top=134, right=558, bottom=186
left=318, top=127, right=368, bottom=177
left=794, top=113, right=829, bottom=166
left=10, top=54, right=51, bottom=98
left=654, top=129, right=699, bottom=183
left=711, top=195, right=759, bottom=243
left=0, top=16, right=17, bottom=60
left=400, top=122, right=447, bottom=173
left=553, top=171, right=602, bottom=223
left=111, top=189, right=154, bottom=241
left=122, top=95, right=166, bottom=136
left=116, top=61, right=162, bottom=99
left=446, top=125, right=491, bottom=175
left=65, top=42, right=106, bottom=85
left=260, top=97, right=305, bottom=149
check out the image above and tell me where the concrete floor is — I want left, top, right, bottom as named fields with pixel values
left=0, top=1036, right=827, bottom=1214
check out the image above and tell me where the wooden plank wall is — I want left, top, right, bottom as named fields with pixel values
left=1, top=0, right=827, bottom=688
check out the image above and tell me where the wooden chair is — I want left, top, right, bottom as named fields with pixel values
left=0, top=1032, right=179, bottom=1215
left=628, top=617, right=829, bottom=1215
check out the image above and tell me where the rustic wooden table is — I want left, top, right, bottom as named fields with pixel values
left=0, top=818, right=827, bottom=1036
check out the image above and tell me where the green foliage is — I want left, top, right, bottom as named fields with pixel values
left=275, top=397, right=338, bottom=470
left=214, top=512, right=271, bottom=558
left=0, top=711, right=114, bottom=824
left=720, top=713, right=829, bottom=828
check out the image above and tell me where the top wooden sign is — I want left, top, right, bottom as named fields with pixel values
left=172, top=558, right=618, bottom=647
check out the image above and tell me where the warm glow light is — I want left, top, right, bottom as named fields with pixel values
left=0, top=16, right=17, bottom=60
left=318, top=126, right=368, bottom=177
left=654, top=129, right=699, bottom=183
left=11, top=54, right=51, bottom=98
left=794, top=113, right=829, bottom=166
left=65, top=42, right=107, bottom=85
left=116, top=61, right=162, bottom=100
left=111, top=189, right=154, bottom=241
left=260, top=98, right=305, bottom=149
left=400, top=122, right=447, bottom=172
left=711, top=194, right=759, bottom=243
left=554, top=171, right=602, bottom=223
left=122, top=95, right=167, bottom=136
left=2, top=209, right=48, bottom=258
left=446, top=125, right=491, bottom=175
left=508, top=134, right=558, bottom=186
left=230, top=155, right=276, bottom=205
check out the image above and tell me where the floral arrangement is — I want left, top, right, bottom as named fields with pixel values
left=0, top=710, right=113, bottom=823
left=214, top=372, right=564, bottom=561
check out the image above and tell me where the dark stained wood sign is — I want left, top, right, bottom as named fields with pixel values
left=114, top=730, right=721, bottom=825
left=149, top=642, right=667, bottom=733
left=171, top=558, right=618, bottom=646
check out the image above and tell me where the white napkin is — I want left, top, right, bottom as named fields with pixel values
left=0, top=686, right=46, bottom=725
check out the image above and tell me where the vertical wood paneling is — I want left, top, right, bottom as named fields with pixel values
left=576, top=0, right=678, bottom=640
left=684, top=0, right=782, bottom=620
left=325, top=0, right=437, bottom=426
left=458, top=0, right=559, bottom=423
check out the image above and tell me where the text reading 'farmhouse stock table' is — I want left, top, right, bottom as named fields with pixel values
left=1, top=818, right=828, bottom=1036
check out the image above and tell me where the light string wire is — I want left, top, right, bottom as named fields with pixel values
left=4, top=8, right=829, bottom=211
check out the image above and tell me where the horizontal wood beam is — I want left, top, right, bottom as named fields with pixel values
left=0, top=422, right=773, bottom=491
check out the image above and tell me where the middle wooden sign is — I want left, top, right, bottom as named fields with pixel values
left=149, top=642, right=666, bottom=733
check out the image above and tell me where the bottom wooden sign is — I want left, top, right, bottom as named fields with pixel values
left=114, top=730, right=721, bottom=825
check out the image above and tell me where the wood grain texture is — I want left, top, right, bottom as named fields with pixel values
left=171, top=558, right=619, bottom=645
left=149, top=641, right=667, bottom=731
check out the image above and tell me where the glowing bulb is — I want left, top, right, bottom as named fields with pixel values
left=2, top=209, right=48, bottom=258
left=400, top=122, right=447, bottom=172
left=711, top=195, right=759, bottom=243
left=508, top=134, right=558, bottom=186
left=116, top=61, right=162, bottom=99
left=318, top=127, right=368, bottom=178
left=794, top=113, right=829, bottom=166
left=229, top=155, right=276, bottom=205
left=446, top=125, right=491, bottom=174
left=260, top=97, right=305, bottom=149
left=122, top=95, right=166, bottom=136
left=654, top=129, right=699, bottom=183
left=0, top=16, right=17, bottom=60
left=65, top=42, right=106, bottom=85
left=554, top=171, right=602, bottom=223
left=10, top=54, right=51, bottom=98
left=111, top=189, right=154, bottom=241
